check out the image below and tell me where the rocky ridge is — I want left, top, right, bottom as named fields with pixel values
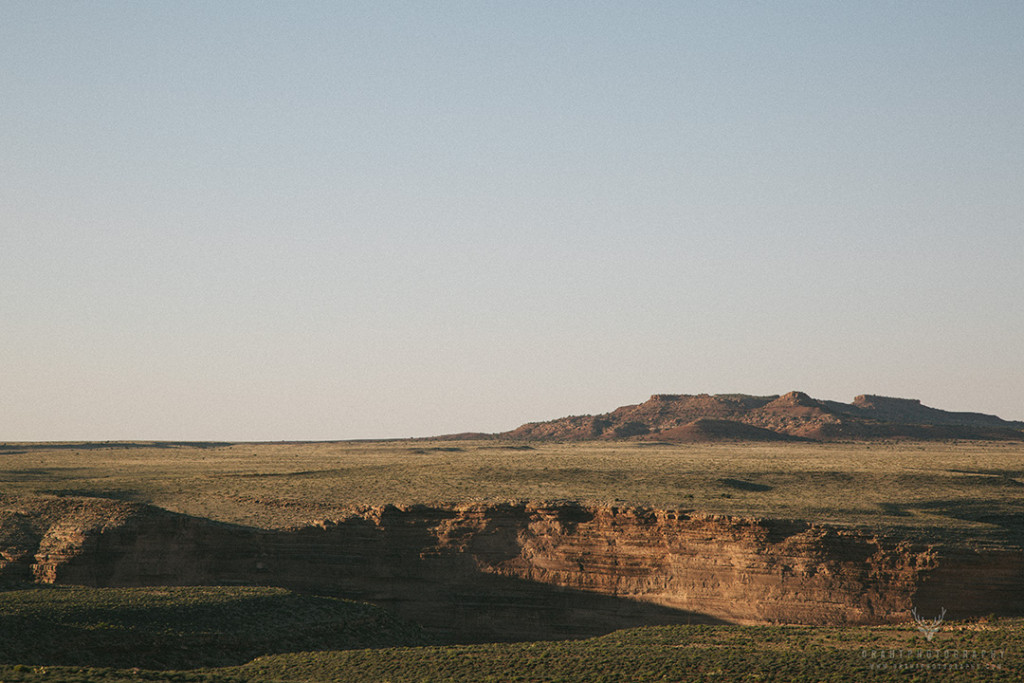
left=503, top=392, right=1024, bottom=442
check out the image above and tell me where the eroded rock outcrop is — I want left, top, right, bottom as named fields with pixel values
left=502, top=392, right=1024, bottom=442
left=3, top=496, right=1022, bottom=642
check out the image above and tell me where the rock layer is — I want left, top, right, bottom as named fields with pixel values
left=4, top=496, right=1023, bottom=642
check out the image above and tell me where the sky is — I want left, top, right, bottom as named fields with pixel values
left=2, top=2, right=1022, bottom=441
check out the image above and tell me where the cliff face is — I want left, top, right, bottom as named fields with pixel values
left=5, top=497, right=1023, bottom=642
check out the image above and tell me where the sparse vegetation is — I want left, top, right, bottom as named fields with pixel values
left=0, top=585, right=425, bottom=669
left=0, top=618, right=1019, bottom=681
left=1, top=440, right=1022, bottom=544
left=235, top=622, right=1024, bottom=682
left=2, top=439, right=1023, bottom=680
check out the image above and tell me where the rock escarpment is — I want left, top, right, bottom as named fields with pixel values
left=503, top=392, right=1024, bottom=442
left=3, top=496, right=1022, bottom=642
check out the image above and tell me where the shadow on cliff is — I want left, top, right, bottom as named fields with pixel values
left=34, top=503, right=730, bottom=644
left=240, top=510, right=730, bottom=643
left=15, top=497, right=1024, bottom=645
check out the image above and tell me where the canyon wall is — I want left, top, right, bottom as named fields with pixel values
left=5, top=498, right=1023, bottom=642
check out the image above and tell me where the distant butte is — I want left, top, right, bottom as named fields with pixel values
left=498, top=392, right=1024, bottom=442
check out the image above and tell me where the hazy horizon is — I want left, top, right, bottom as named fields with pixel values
left=3, top=2, right=1022, bottom=441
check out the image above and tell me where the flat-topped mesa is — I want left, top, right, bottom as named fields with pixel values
left=847, top=395, right=1024, bottom=429
left=498, top=392, right=1024, bottom=442
left=853, top=394, right=922, bottom=408
left=850, top=394, right=928, bottom=420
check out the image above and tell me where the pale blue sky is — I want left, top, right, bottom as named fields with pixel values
left=2, top=2, right=1022, bottom=440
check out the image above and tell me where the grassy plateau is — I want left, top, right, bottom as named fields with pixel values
left=1, top=438, right=1022, bottom=680
left=1, top=439, right=1022, bottom=544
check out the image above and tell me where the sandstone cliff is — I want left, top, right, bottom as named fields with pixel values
left=2, top=495, right=1021, bottom=642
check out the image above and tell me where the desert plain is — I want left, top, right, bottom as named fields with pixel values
left=1, top=393, right=1022, bottom=681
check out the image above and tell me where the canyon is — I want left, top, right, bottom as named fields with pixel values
left=4, top=494, right=1021, bottom=643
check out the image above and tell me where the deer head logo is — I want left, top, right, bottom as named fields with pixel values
left=911, top=606, right=946, bottom=641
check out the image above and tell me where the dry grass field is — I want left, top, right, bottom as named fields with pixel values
left=0, top=596, right=1018, bottom=682
left=2, top=439, right=1022, bottom=545
left=2, top=439, right=1023, bottom=681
